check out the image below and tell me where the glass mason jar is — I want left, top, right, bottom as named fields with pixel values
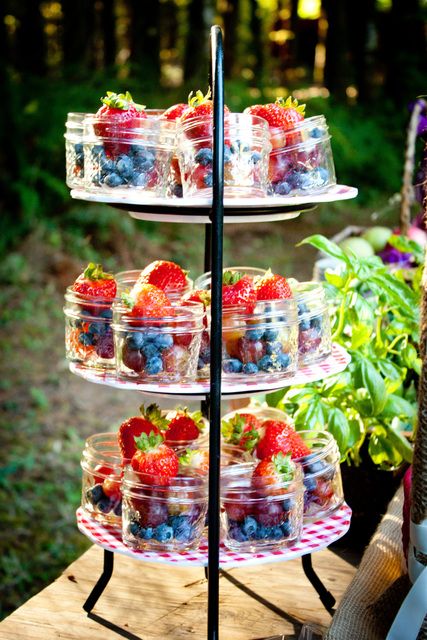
left=83, top=115, right=176, bottom=196
left=222, top=298, right=299, bottom=379
left=177, top=113, right=272, bottom=198
left=122, top=466, right=208, bottom=552
left=268, top=115, right=336, bottom=196
left=293, top=430, right=344, bottom=521
left=112, top=300, right=205, bottom=383
left=65, top=112, right=89, bottom=189
left=115, top=270, right=193, bottom=303
left=293, top=281, right=332, bottom=365
left=220, top=462, right=304, bottom=552
left=80, top=433, right=123, bottom=525
left=64, top=287, right=115, bottom=371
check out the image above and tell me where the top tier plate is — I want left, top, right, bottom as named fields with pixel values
left=70, top=184, right=358, bottom=224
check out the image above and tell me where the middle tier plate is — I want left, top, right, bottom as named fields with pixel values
left=69, top=343, right=350, bottom=399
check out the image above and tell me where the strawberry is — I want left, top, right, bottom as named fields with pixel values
left=253, top=269, right=293, bottom=301
left=131, top=431, right=179, bottom=486
left=287, top=432, right=312, bottom=459
left=102, top=473, right=122, bottom=500
left=180, top=88, right=229, bottom=139
left=72, top=262, right=117, bottom=299
left=94, top=91, right=146, bottom=140
left=138, top=260, right=188, bottom=293
left=178, top=449, right=209, bottom=475
left=245, top=97, right=305, bottom=148
left=181, top=289, right=211, bottom=329
left=221, top=412, right=262, bottom=452
left=165, top=408, right=205, bottom=444
left=222, top=271, right=257, bottom=313
left=252, top=452, right=296, bottom=496
left=118, top=403, right=169, bottom=461
left=255, top=419, right=296, bottom=460
left=160, top=103, right=191, bottom=121
left=123, top=282, right=170, bottom=317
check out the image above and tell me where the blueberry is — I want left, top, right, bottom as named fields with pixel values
left=100, top=308, right=113, bottom=320
left=298, top=173, right=314, bottom=191
left=113, top=501, right=122, bottom=517
left=126, top=332, right=146, bottom=350
left=276, top=352, right=290, bottom=370
left=141, top=342, right=160, bottom=359
left=318, top=167, right=329, bottom=183
left=310, top=316, right=322, bottom=331
left=270, top=525, right=284, bottom=540
left=154, top=523, right=174, bottom=542
left=245, top=327, right=264, bottom=341
left=242, top=516, right=258, bottom=538
left=229, top=524, right=248, bottom=542
left=144, top=331, right=159, bottom=343
left=198, top=357, right=206, bottom=369
left=131, top=146, right=155, bottom=165
left=129, top=520, right=141, bottom=537
left=88, top=484, right=105, bottom=504
left=263, top=328, right=279, bottom=341
left=303, top=476, right=317, bottom=492
left=255, top=525, right=269, bottom=540
left=298, top=303, right=309, bottom=316
left=174, top=518, right=195, bottom=542
left=223, top=359, right=243, bottom=373
left=88, top=322, right=104, bottom=336
left=195, top=147, right=213, bottom=166
left=251, top=151, right=262, bottom=164
left=282, top=498, right=294, bottom=512
left=243, top=362, right=259, bottom=375
left=257, top=356, right=273, bottom=372
left=104, top=172, right=125, bottom=187
left=204, top=172, right=213, bottom=187
left=281, top=520, right=291, bottom=537
left=266, top=341, right=283, bottom=355
left=131, top=172, right=149, bottom=187
left=274, top=181, right=291, bottom=196
left=140, top=526, right=154, bottom=540
left=74, top=142, right=83, bottom=156
left=224, top=145, right=233, bottom=164
left=310, top=127, right=325, bottom=138
left=300, top=319, right=311, bottom=331
left=79, top=332, right=93, bottom=346
left=172, top=183, right=183, bottom=198
left=91, top=144, right=105, bottom=159
left=199, top=347, right=210, bottom=364
left=145, top=357, right=163, bottom=375
left=100, top=156, right=115, bottom=176
left=97, top=497, right=113, bottom=513
left=70, top=318, right=83, bottom=329
left=305, top=460, right=326, bottom=474
left=154, top=334, right=173, bottom=351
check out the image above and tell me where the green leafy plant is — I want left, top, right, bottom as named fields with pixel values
left=268, top=234, right=422, bottom=469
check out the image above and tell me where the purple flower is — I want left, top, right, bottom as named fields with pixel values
left=378, top=245, right=413, bottom=267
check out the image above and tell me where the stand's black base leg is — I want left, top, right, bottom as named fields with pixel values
left=301, top=553, right=336, bottom=614
left=204, top=566, right=209, bottom=580
left=83, top=549, right=114, bottom=613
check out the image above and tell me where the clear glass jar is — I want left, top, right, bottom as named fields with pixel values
left=112, top=300, right=204, bottom=383
left=65, top=112, right=89, bottom=188
left=293, top=430, right=344, bottom=521
left=122, top=466, right=208, bottom=551
left=80, top=433, right=123, bottom=525
left=83, top=116, right=176, bottom=196
left=115, top=270, right=193, bottom=302
left=177, top=114, right=272, bottom=198
left=268, top=115, right=336, bottom=196
left=221, top=462, right=304, bottom=551
left=222, top=298, right=299, bottom=379
left=64, top=287, right=115, bottom=371
left=292, top=281, right=332, bottom=365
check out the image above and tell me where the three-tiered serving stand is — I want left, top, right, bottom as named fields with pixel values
left=70, top=26, right=357, bottom=639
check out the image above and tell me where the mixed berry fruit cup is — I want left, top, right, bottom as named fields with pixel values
left=115, top=269, right=193, bottom=303
left=81, top=433, right=124, bottom=525
left=65, top=112, right=89, bottom=189
left=83, top=116, right=175, bottom=196
left=268, top=115, right=336, bottom=196
left=220, top=463, right=304, bottom=552
left=177, top=114, right=271, bottom=198
left=294, top=430, right=343, bottom=521
left=122, top=466, right=208, bottom=552
left=112, top=301, right=204, bottom=383
left=64, top=287, right=115, bottom=371
left=222, top=299, right=299, bottom=379
left=293, top=282, right=332, bottom=365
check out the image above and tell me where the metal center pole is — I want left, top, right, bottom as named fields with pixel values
left=207, top=24, right=224, bottom=640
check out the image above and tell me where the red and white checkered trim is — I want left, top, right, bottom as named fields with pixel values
left=69, top=343, right=350, bottom=399
left=76, top=503, right=351, bottom=569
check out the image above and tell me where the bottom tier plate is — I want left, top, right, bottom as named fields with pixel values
left=69, top=343, right=350, bottom=399
left=76, top=504, right=351, bottom=569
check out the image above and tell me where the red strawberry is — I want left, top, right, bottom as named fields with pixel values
left=165, top=408, right=205, bottom=444
left=255, top=419, right=296, bottom=460
left=181, top=289, right=211, bottom=308
left=102, top=473, right=122, bottom=500
left=221, top=412, right=262, bottom=452
left=94, top=91, right=146, bottom=139
left=254, top=269, right=293, bottom=301
left=72, top=263, right=117, bottom=299
left=118, top=403, right=169, bottom=461
left=222, top=271, right=256, bottom=313
left=252, top=452, right=296, bottom=496
left=123, top=282, right=170, bottom=317
left=287, top=432, right=312, bottom=459
left=131, top=431, right=179, bottom=486
left=93, top=464, right=116, bottom=485
left=138, top=260, right=188, bottom=293
left=180, top=88, right=229, bottom=139
left=178, top=448, right=209, bottom=475
left=161, top=103, right=191, bottom=121
left=245, top=97, right=305, bottom=148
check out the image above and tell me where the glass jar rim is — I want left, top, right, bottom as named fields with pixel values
left=64, top=285, right=116, bottom=307
left=115, top=272, right=194, bottom=295
left=222, top=298, right=298, bottom=323
left=270, top=114, right=328, bottom=137
left=221, top=461, right=304, bottom=499
left=292, top=430, right=338, bottom=466
left=221, top=405, right=293, bottom=427
left=292, top=281, right=327, bottom=306
left=194, top=266, right=267, bottom=290
left=112, top=299, right=205, bottom=324
left=81, top=432, right=123, bottom=468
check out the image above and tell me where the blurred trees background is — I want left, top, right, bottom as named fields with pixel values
left=0, top=0, right=426, bottom=253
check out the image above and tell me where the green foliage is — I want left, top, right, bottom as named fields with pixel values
left=267, top=234, right=421, bottom=469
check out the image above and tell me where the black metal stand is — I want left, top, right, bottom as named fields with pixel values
left=83, top=549, right=114, bottom=613
left=301, top=553, right=336, bottom=613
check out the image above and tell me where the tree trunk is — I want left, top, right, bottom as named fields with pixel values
left=15, top=1, right=45, bottom=75
left=101, top=0, right=116, bottom=68
left=222, top=0, right=239, bottom=79
left=249, top=0, right=263, bottom=86
left=346, top=0, right=375, bottom=102
left=128, top=0, right=160, bottom=82
left=322, top=0, right=349, bottom=100
left=62, top=0, right=95, bottom=71
left=183, top=0, right=206, bottom=83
